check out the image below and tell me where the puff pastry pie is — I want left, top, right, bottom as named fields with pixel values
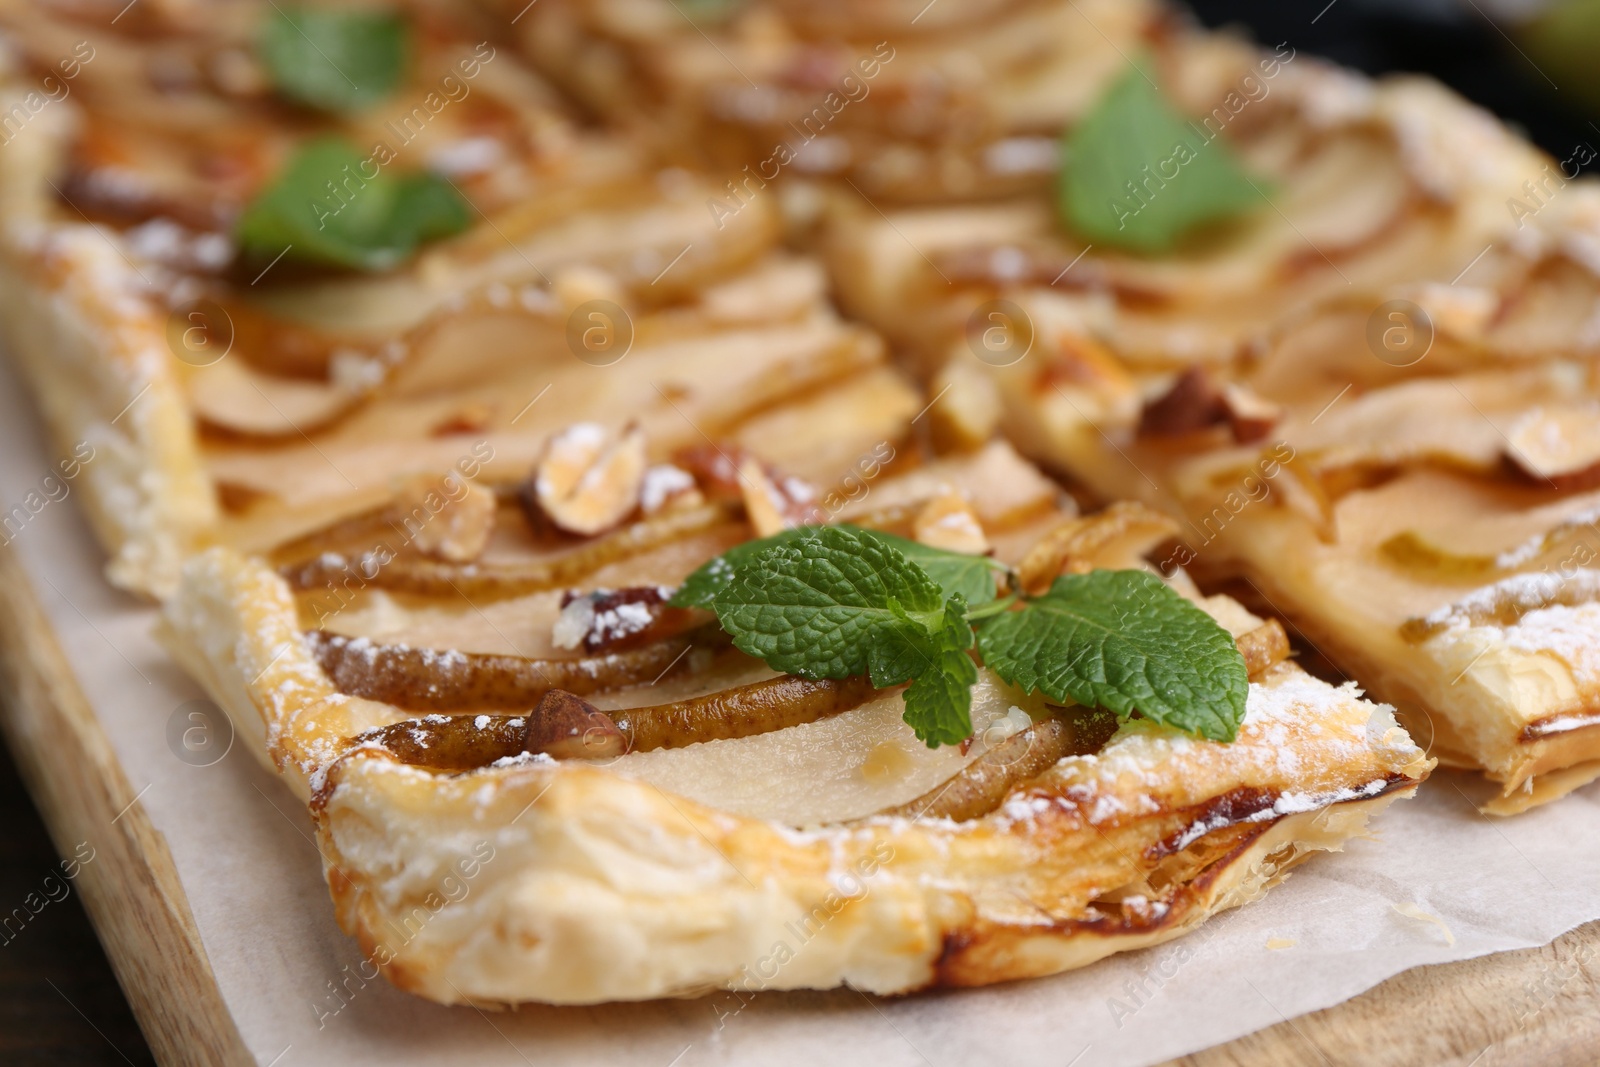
left=815, top=20, right=1600, bottom=811
left=160, top=437, right=1430, bottom=1003
left=0, top=0, right=784, bottom=594
left=0, top=0, right=1447, bottom=1010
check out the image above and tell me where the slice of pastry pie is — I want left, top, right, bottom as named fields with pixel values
left=159, top=425, right=1430, bottom=1003
left=497, top=0, right=1157, bottom=203
left=815, top=22, right=1600, bottom=811
left=0, top=0, right=785, bottom=595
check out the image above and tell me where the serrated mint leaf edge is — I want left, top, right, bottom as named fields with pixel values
left=976, top=569, right=1247, bottom=742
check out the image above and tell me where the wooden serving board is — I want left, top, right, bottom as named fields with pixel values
left=1, top=539, right=1597, bottom=1067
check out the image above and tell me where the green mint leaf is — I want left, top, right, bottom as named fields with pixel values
left=1059, top=63, right=1260, bottom=253
left=901, top=598, right=978, bottom=747
left=261, top=6, right=409, bottom=113
left=669, top=528, right=812, bottom=609
left=709, top=526, right=945, bottom=680
left=674, top=525, right=1002, bottom=609
left=236, top=139, right=470, bottom=272
left=856, top=530, right=1004, bottom=608
left=976, top=569, right=1248, bottom=741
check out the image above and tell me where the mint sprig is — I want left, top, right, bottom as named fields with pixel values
left=261, top=6, right=409, bottom=113
left=1059, top=63, right=1261, bottom=252
left=236, top=139, right=470, bottom=272
left=901, top=598, right=980, bottom=748
left=975, top=570, right=1248, bottom=742
left=680, top=523, right=1248, bottom=748
left=708, top=526, right=946, bottom=680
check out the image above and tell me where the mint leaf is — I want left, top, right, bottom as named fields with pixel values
left=674, top=525, right=1001, bottom=609
left=976, top=569, right=1247, bottom=741
left=236, top=139, right=470, bottom=271
left=669, top=528, right=811, bottom=609
left=1059, top=64, right=1260, bottom=253
left=709, top=526, right=945, bottom=680
left=261, top=6, right=409, bottom=113
left=902, top=598, right=978, bottom=747
left=857, top=530, right=1004, bottom=607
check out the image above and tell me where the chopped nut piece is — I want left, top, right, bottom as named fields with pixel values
left=639, top=463, right=702, bottom=514
left=554, top=586, right=695, bottom=653
left=927, top=359, right=1002, bottom=453
left=1235, top=619, right=1290, bottom=677
left=392, top=474, right=496, bottom=563
left=1220, top=384, right=1282, bottom=443
left=739, top=457, right=796, bottom=538
left=1140, top=368, right=1281, bottom=444
left=1139, top=366, right=1225, bottom=438
left=1017, top=502, right=1180, bottom=596
left=530, top=422, right=648, bottom=536
left=525, top=690, right=628, bottom=759
left=675, top=443, right=817, bottom=522
left=913, top=491, right=990, bottom=555
left=1504, top=404, right=1600, bottom=491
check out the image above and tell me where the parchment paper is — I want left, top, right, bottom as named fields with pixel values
left=4, top=351, right=1599, bottom=1067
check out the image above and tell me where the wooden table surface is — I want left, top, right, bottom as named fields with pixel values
left=0, top=731, right=153, bottom=1065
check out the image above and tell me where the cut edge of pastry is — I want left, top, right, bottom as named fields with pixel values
left=0, top=202, right=214, bottom=599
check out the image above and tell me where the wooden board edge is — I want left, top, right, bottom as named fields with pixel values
left=0, top=541, right=254, bottom=1067
left=1163, top=915, right=1600, bottom=1066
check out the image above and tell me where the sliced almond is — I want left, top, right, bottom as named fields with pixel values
left=913, top=491, right=990, bottom=555
left=927, top=358, right=1002, bottom=453
left=1505, top=404, right=1600, bottom=491
left=1017, top=502, right=1180, bottom=596
left=391, top=474, right=496, bottom=562
left=531, top=422, right=647, bottom=536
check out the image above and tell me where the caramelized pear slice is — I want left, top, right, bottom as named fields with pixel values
left=1379, top=512, right=1599, bottom=585
left=305, top=628, right=720, bottom=710
left=355, top=714, right=529, bottom=772
left=525, top=675, right=880, bottom=757
left=279, top=503, right=734, bottom=599
left=187, top=356, right=363, bottom=436
left=877, top=709, right=1118, bottom=822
